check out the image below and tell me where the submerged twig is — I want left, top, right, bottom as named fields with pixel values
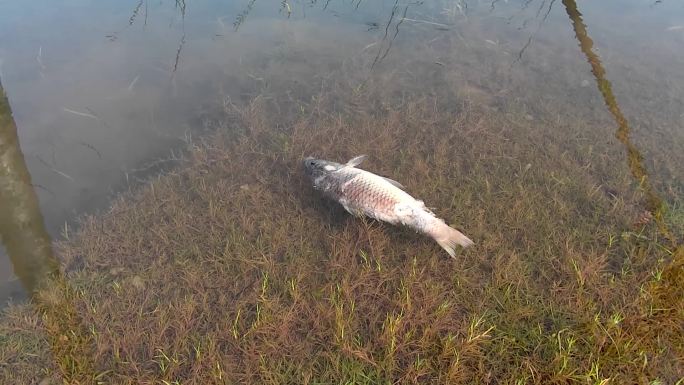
left=234, top=0, right=258, bottom=31
left=36, top=47, right=46, bottom=78
left=129, top=0, right=144, bottom=25
left=77, top=141, right=102, bottom=159
left=172, top=34, right=186, bottom=73
left=127, top=75, right=140, bottom=92
left=175, top=0, right=186, bottom=19
left=62, top=107, right=113, bottom=130
left=35, top=155, right=74, bottom=181
left=401, top=18, right=451, bottom=28
left=515, top=0, right=556, bottom=63
left=371, top=0, right=400, bottom=69
left=62, top=108, right=98, bottom=120
left=280, top=0, right=292, bottom=18
left=376, top=5, right=409, bottom=65
left=32, top=183, right=56, bottom=198
left=490, top=0, right=501, bottom=12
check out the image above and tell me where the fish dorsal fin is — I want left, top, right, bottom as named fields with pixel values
left=382, top=176, right=405, bottom=189
left=346, top=155, right=367, bottom=167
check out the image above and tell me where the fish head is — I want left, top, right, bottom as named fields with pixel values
left=303, top=157, right=341, bottom=180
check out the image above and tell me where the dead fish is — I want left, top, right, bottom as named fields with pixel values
left=304, top=155, right=473, bottom=257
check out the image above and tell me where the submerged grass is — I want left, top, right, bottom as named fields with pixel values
left=1, top=86, right=682, bottom=384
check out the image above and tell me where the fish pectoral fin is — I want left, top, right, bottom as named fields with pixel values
left=345, top=155, right=367, bottom=167
left=343, top=205, right=364, bottom=217
left=340, top=200, right=363, bottom=217
left=381, top=176, right=405, bottom=189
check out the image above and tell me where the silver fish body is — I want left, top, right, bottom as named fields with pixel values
left=303, top=155, right=473, bottom=257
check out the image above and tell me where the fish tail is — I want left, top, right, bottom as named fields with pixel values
left=427, top=219, right=473, bottom=258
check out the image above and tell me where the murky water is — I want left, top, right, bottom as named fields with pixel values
left=1, top=0, right=683, bottom=305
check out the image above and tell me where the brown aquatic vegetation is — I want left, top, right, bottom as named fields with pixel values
left=1, top=1, right=684, bottom=382
left=0, top=86, right=682, bottom=384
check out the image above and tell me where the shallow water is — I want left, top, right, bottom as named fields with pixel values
left=1, top=0, right=683, bottom=304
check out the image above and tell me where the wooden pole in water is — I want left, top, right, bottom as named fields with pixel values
left=562, top=0, right=683, bottom=334
left=0, top=77, right=59, bottom=294
left=1, top=77, right=97, bottom=382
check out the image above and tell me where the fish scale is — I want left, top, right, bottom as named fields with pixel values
left=343, top=175, right=401, bottom=218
